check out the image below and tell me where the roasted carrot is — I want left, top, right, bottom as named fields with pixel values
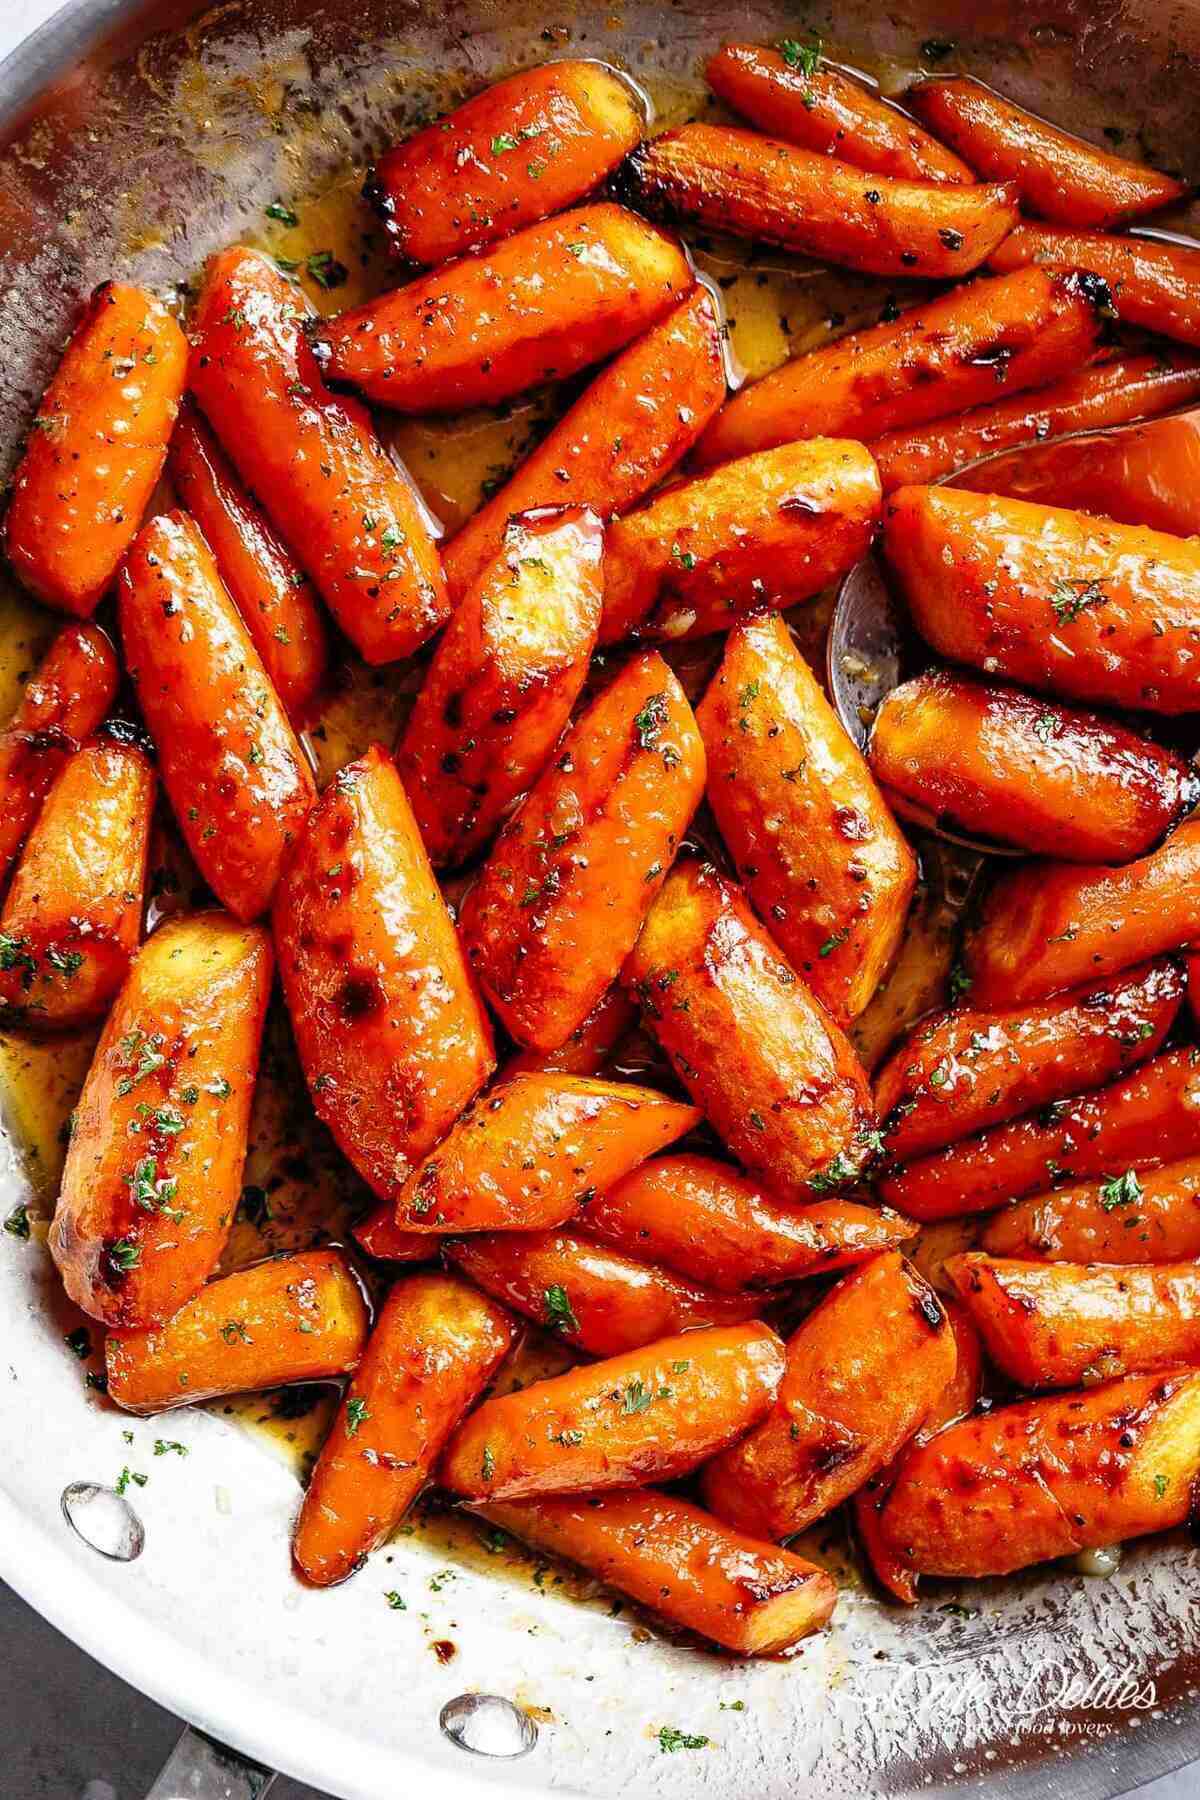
left=884, top=485, right=1200, bottom=715
left=579, top=1152, right=916, bottom=1291
left=0, top=622, right=118, bottom=892
left=505, top=985, right=638, bottom=1078
left=292, top=1272, right=515, bottom=1586
left=397, top=507, right=602, bottom=868
left=167, top=402, right=328, bottom=722
left=443, top=286, right=726, bottom=601
left=4, top=282, right=186, bottom=616
left=877, top=1370, right=1200, bottom=1578
left=106, top=1250, right=368, bottom=1413
left=878, top=1047, right=1200, bottom=1223
left=367, top=61, right=644, bottom=265
left=982, top=1156, right=1200, bottom=1263
left=624, top=859, right=876, bottom=1199
left=990, top=223, right=1200, bottom=348
left=352, top=1206, right=439, bottom=1264
left=618, top=124, right=1017, bottom=279
left=698, top=614, right=915, bottom=1026
left=875, top=958, right=1183, bottom=1163
left=909, top=76, right=1188, bottom=228
left=190, top=247, right=447, bottom=665
left=600, top=439, right=880, bottom=643
left=964, top=818, right=1200, bottom=1008
left=50, top=912, right=272, bottom=1327
left=695, top=266, right=1107, bottom=468
left=869, top=671, right=1197, bottom=862
left=120, top=511, right=316, bottom=922
left=273, top=745, right=494, bottom=1203
left=701, top=1251, right=955, bottom=1540
left=440, top=1321, right=784, bottom=1501
left=461, top=652, right=705, bottom=1051
left=707, top=43, right=971, bottom=183
left=475, top=1488, right=837, bottom=1654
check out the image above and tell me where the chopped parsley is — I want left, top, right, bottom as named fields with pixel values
left=1050, top=577, right=1107, bottom=625
left=778, top=36, right=822, bottom=77
left=657, top=1726, right=709, bottom=1753
left=306, top=250, right=348, bottom=290
left=154, top=1439, right=189, bottom=1457
left=543, top=1284, right=580, bottom=1334
left=633, top=692, right=669, bottom=750
left=265, top=201, right=299, bottom=226
left=620, top=1378, right=653, bottom=1415
left=114, top=1467, right=148, bottom=1497
left=108, top=1238, right=141, bottom=1272
left=345, top=1396, right=370, bottom=1437
left=384, top=1590, right=407, bottom=1610
left=1099, top=1169, right=1143, bottom=1211
left=4, top=1202, right=30, bottom=1240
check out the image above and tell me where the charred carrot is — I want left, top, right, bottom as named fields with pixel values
left=505, top=985, right=638, bottom=1079
left=990, top=223, right=1200, bottom=348
left=982, top=1156, right=1200, bottom=1263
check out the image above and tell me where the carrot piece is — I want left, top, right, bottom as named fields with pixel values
left=877, top=1370, right=1200, bottom=1579
left=461, top=651, right=705, bottom=1052
left=351, top=1206, right=440, bottom=1264
left=875, top=957, right=1183, bottom=1163
left=189, top=247, right=447, bottom=665
left=0, top=734, right=154, bottom=1030
left=871, top=350, right=1200, bottom=492
left=579, top=1152, right=916, bottom=1291
left=694, top=266, right=1107, bottom=468
left=618, top=123, right=1018, bottom=279
left=367, top=61, right=645, bottom=265
left=982, top=1155, right=1200, bottom=1263
left=273, top=745, right=494, bottom=1204
left=624, top=859, right=876, bottom=1200
left=105, top=1250, right=368, bottom=1413
left=440, top=1320, right=784, bottom=1501
left=445, top=1228, right=757, bottom=1356
left=908, top=76, right=1188, bottom=228
left=706, top=43, right=971, bottom=184
left=443, top=286, right=726, bottom=602
left=292, top=1272, right=515, bottom=1586
left=167, top=402, right=328, bottom=722
left=50, top=912, right=272, bottom=1327
left=698, top=614, right=915, bottom=1026
left=884, top=484, right=1200, bottom=716
left=396, top=1072, right=699, bottom=1233
left=877, top=1047, right=1200, bottom=1223
left=990, top=223, right=1200, bottom=348
left=601, top=439, right=880, bottom=643
left=119, top=512, right=316, bottom=922
left=505, top=985, right=638, bottom=1079
left=474, top=1488, right=837, bottom=1654
left=4, top=282, right=186, bottom=616
left=397, top=507, right=602, bottom=868
left=0, top=622, right=118, bottom=892
left=701, top=1251, right=955, bottom=1540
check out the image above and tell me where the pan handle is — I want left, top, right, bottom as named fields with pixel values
left=142, top=1724, right=277, bottom=1799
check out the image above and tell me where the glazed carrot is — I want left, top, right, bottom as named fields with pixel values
left=871, top=350, right=1200, bottom=492
left=368, top=61, right=643, bottom=264
left=316, top=205, right=691, bottom=412
left=600, top=439, right=880, bottom=643
left=293, top=1272, right=515, bottom=1586
left=990, top=224, right=1200, bottom=348
left=273, top=746, right=494, bottom=1204
left=624, top=859, right=876, bottom=1199
left=505, top=985, right=638, bottom=1078
left=579, top=1153, right=916, bottom=1291
left=694, top=266, right=1107, bottom=468
left=352, top=1207, right=438, bottom=1264
left=120, top=512, right=316, bottom=922
left=106, top=1250, right=368, bottom=1414
left=443, top=286, right=726, bottom=601
left=440, top=1321, right=784, bottom=1501
left=878, top=1047, right=1200, bottom=1222
left=395, top=1072, right=698, bottom=1233
left=475, top=1488, right=837, bottom=1654
left=461, top=652, right=705, bottom=1052
left=618, top=124, right=1017, bottom=279
left=869, top=671, right=1197, bottom=862
left=698, top=614, right=915, bottom=1026
left=167, top=403, right=328, bottom=722
left=0, top=622, right=118, bottom=891
left=706, top=43, right=971, bottom=183
left=50, top=912, right=272, bottom=1327
left=908, top=76, right=1187, bottom=227
left=190, top=247, right=447, bottom=665
left=875, top=958, right=1183, bottom=1163
left=982, top=1156, right=1200, bottom=1263
left=701, top=1251, right=955, bottom=1540
left=964, top=819, right=1200, bottom=1008
left=0, top=734, right=154, bottom=1030
left=397, top=507, right=602, bottom=868
left=878, top=1370, right=1200, bottom=1578
left=4, top=282, right=186, bottom=616
left=884, top=485, right=1200, bottom=716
